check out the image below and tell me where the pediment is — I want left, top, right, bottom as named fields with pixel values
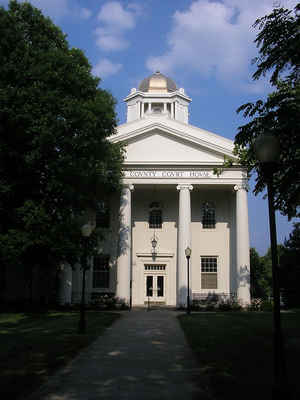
left=125, top=129, right=225, bottom=163
left=111, top=118, right=235, bottom=165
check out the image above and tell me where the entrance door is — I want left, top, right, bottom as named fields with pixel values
left=144, top=264, right=166, bottom=303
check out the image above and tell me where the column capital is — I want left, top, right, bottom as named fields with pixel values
left=176, top=184, right=193, bottom=192
left=234, top=182, right=249, bottom=192
left=124, top=184, right=134, bottom=192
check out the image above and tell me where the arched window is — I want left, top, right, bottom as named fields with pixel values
left=202, top=201, right=215, bottom=229
left=149, top=201, right=162, bottom=229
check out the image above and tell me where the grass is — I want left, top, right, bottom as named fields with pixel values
left=179, top=311, right=300, bottom=400
left=0, top=310, right=120, bottom=399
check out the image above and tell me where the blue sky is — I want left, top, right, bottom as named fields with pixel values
left=1, top=0, right=299, bottom=254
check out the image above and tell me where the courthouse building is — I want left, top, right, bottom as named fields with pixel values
left=59, top=72, right=251, bottom=307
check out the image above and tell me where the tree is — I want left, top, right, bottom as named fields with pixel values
left=280, top=223, right=300, bottom=307
left=0, top=1, right=123, bottom=301
left=250, top=247, right=272, bottom=299
left=234, top=4, right=300, bottom=219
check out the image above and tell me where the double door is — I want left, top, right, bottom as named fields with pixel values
left=144, top=264, right=166, bottom=303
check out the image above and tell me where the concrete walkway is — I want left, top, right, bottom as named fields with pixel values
left=26, top=310, right=213, bottom=400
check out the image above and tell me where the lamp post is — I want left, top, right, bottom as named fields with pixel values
left=185, top=247, right=192, bottom=315
left=78, top=222, right=93, bottom=334
left=254, top=133, right=289, bottom=399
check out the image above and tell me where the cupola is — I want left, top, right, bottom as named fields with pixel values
left=124, top=72, right=191, bottom=123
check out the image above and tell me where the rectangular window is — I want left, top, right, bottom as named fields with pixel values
left=93, top=255, right=110, bottom=289
left=202, top=202, right=216, bottom=229
left=149, top=209, right=162, bottom=229
left=96, top=200, right=110, bottom=228
left=201, top=257, right=218, bottom=289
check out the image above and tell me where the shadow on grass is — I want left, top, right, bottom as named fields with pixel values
left=178, top=311, right=300, bottom=400
left=0, top=311, right=120, bottom=399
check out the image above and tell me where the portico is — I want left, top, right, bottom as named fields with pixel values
left=113, top=170, right=250, bottom=307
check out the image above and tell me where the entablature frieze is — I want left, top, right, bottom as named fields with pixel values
left=122, top=168, right=247, bottom=184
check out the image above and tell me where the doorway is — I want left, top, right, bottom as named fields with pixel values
left=144, top=264, right=166, bottom=304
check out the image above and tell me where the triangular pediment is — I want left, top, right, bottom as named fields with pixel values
left=110, top=117, right=235, bottom=165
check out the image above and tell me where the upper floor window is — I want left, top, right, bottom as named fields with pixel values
left=96, top=200, right=110, bottom=228
left=149, top=201, right=162, bottom=229
left=93, top=255, right=110, bottom=289
left=202, top=201, right=215, bottom=229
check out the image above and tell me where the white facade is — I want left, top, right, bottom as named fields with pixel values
left=64, top=72, right=251, bottom=307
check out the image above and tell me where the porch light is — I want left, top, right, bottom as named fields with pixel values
left=151, top=234, right=158, bottom=255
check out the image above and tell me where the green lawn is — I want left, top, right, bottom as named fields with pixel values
left=179, top=311, right=300, bottom=400
left=0, top=311, right=120, bottom=399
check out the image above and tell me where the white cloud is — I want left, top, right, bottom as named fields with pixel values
left=0, top=0, right=92, bottom=20
left=95, top=28, right=129, bottom=50
left=95, top=1, right=141, bottom=51
left=92, top=58, right=122, bottom=78
left=79, top=7, right=92, bottom=20
left=98, top=1, right=135, bottom=29
left=146, top=0, right=299, bottom=92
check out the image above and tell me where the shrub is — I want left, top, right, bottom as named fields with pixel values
left=218, top=298, right=242, bottom=312
left=260, top=299, right=273, bottom=311
left=247, top=298, right=263, bottom=311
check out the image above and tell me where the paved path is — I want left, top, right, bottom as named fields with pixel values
left=26, top=310, right=213, bottom=400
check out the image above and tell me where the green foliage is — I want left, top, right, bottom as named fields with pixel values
left=217, top=298, right=242, bottom=312
left=234, top=4, right=300, bottom=219
left=250, top=247, right=272, bottom=299
left=212, top=155, right=235, bottom=177
left=0, top=1, right=123, bottom=276
left=260, top=299, right=273, bottom=311
left=280, top=222, right=300, bottom=307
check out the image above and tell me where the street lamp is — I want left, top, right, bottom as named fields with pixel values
left=254, top=133, right=289, bottom=399
left=78, top=222, right=93, bottom=334
left=185, top=246, right=192, bottom=315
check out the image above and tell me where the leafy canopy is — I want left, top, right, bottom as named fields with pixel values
left=234, top=4, right=300, bottom=219
left=0, top=1, right=124, bottom=269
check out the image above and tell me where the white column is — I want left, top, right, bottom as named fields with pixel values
left=141, top=102, right=144, bottom=118
left=234, top=183, right=251, bottom=305
left=163, top=103, right=167, bottom=113
left=116, top=184, right=134, bottom=304
left=172, top=102, right=175, bottom=119
left=57, top=263, right=72, bottom=304
left=149, top=102, right=152, bottom=113
left=176, top=184, right=193, bottom=307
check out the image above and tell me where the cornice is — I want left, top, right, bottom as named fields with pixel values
left=124, top=90, right=191, bottom=102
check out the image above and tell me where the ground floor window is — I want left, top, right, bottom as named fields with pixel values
left=201, top=256, right=218, bottom=289
left=93, top=255, right=110, bottom=289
